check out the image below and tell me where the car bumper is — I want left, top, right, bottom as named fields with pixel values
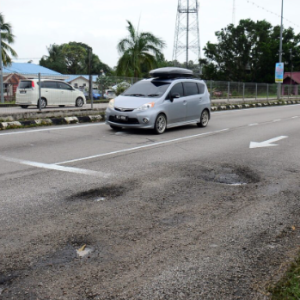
left=105, top=107, right=156, bottom=129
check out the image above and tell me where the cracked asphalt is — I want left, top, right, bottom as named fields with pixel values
left=0, top=105, right=300, bottom=299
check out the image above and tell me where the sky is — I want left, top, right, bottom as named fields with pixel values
left=2, top=0, right=299, bottom=69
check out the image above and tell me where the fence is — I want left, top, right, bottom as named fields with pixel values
left=0, top=72, right=299, bottom=118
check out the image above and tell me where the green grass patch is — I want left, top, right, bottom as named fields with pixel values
left=269, top=252, right=300, bottom=299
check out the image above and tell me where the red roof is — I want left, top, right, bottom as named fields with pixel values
left=284, top=72, right=300, bottom=84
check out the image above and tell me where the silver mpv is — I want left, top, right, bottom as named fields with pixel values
left=105, top=67, right=211, bottom=134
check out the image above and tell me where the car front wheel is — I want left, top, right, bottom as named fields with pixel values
left=197, top=109, right=209, bottom=127
left=154, top=114, right=167, bottom=134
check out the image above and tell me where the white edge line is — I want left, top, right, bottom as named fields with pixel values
left=56, top=128, right=229, bottom=165
left=0, top=155, right=109, bottom=178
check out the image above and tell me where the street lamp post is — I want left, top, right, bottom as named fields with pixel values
left=277, top=0, right=284, bottom=99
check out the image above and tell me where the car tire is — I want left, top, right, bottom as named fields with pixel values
left=154, top=114, right=167, bottom=134
left=20, top=105, right=28, bottom=109
left=110, top=125, right=122, bottom=131
left=76, top=97, right=84, bottom=107
left=197, top=109, right=209, bottom=128
left=37, top=98, right=47, bottom=109
left=59, top=105, right=65, bottom=107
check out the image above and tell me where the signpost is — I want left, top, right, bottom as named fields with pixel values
left=275, top=63, right=284, bottom=83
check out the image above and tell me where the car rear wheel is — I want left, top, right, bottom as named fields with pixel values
left=37, top=98, right=47, bottom=109
left=59, top=105, right=65, bottom=107
left=20, top=105, right=28, bottom=109
left=76, top=97, right=84, bottom=107
left=197, top=109, right=209, bottom=127
left=154, top=114, right=167, bottom=134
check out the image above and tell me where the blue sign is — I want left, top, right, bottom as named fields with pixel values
left=275, top=63, right=284, bottom=83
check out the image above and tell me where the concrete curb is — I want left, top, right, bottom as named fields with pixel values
left=210, top=100, right=300, bottom=111
left=0, top=115, right=103, bottom=130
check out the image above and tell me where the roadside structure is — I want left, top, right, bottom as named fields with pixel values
left=283, top=71, right=300, bottom=95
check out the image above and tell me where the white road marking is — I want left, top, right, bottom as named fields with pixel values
left=56, top=128, right=230, bottom=165
left=0, top=155, right=109, bottom=177
left=0, top=123, right=105, bottom=137
left=273, top=119, right=281, bottom=122
left=292, top=116, right=299, bottom=119
left=248, top=123, right=258, bottom=126
left=249, top=136, right=288, bottom=149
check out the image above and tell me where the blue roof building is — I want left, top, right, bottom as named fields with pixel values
left=3, top=62, right=62, bottom=75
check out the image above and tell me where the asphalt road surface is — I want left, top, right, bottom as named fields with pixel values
left=0, top=105, right=300, bottom=300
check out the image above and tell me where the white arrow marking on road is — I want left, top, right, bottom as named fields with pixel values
left=249, top=136, right=288, bottom=149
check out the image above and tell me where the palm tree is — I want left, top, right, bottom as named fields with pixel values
left=0, top=13, right=17, bottom=66
left=116, top=20, right=165, bottom=77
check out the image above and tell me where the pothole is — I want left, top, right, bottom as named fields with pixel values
left=66, top=184, right=127, bottom=202
left=185, top=164, right=260, bottom=186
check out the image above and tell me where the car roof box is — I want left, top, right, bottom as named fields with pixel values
left=149, top=67, right=194, bottom=78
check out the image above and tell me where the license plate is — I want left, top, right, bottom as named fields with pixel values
left=116, top=115, right=128, bottom=121
left=20, top=90, right=26, bottom=94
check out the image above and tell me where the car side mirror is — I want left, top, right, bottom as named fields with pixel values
left=170, top=93, right=180, bottom=102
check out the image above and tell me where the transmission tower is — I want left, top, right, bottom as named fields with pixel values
left=172, top=0, right=201, bottom=68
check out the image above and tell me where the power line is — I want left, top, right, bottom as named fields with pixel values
left=246, top=0, right=299, bottom=28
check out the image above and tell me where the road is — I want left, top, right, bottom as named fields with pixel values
left=0, top=105, right=300, bottom=299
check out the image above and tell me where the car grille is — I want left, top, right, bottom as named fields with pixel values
left=109, top=116, right=139, bottom=124
left=114, top=106, right=134, bottom=112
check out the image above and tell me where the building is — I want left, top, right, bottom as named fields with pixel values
left=282, top=72, right=300, bottom=95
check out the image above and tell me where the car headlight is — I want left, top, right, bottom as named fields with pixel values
left=108, top=99, right=115, bottom=109
left=136, top=102, right=155, bottom=111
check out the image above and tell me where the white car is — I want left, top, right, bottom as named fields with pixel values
left=16, top=79, right=86, bottom=109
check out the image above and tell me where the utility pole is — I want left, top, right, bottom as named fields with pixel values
left=277, top=0, right=284, bottom=99
left=0, top=22, right=4, bottom=103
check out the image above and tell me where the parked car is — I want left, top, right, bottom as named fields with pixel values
left=104, top=90, right=116, bottom=99
left=16, top=79, right=86, bottom=109
left=84, top=90, right=102, bottom=100
left=105, top=67, right=211, bottom=134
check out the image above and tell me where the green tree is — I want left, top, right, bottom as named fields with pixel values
left=116, top=20, right=166, bottom=77
left=202, top=19, right=300, bottom=83
left=0, top=13, right=17, bottom=66
left=40, top=42, right=112, bottom=75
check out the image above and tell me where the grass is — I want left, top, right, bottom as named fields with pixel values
left=269, top=252, right=300, bottom=299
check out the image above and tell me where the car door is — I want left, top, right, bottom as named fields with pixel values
left=42, top=81, right=60, bottom=105
left=165, top=83, right=186, bottom=124
left=183, top=82, right=202, bottom=122
left=57, top=82, right=75, bottom=105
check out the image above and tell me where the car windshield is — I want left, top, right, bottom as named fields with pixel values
left=123, top=81, right=170, bottom=98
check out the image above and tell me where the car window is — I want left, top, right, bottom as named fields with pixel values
left=166, top=83, right=183, bottom=99
left=183, top=82, right=198, bottom=96
left=123, top=80, right=170, bottom=98
left=58, top=82, right=73, bottom=90
left=197, top=83, right=205, bottom=94
left=43, top=81, right=58, bottom=89
left=19, top=81, right=33, bottom=89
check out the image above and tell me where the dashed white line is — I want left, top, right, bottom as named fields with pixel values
left=292, top=116, right=299, bottom=119
left=273, top=119, right=281, bottom=122
left=56, top=128, right=230, bottom=165
left=248, top=123, right=258, bottom=126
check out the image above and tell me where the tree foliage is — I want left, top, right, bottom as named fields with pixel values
left=0, top=13, right=17, bottom=66
left=116, top=20, right=166, bottom=77
left=201, top=19, right=300, bottom=83
left=40, top=42, right=112, bottom=75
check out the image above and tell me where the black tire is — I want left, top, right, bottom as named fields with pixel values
left=110, top=125, right=122, bottom=131
left=154, top=114, right=167, bottom=134
left=20, top=105, right=28, bottom=109
left=59, top=105, right=65, bottom=107
left=76, top=97, right=84, bottom=107
left=197, top=109, right=209, bottom=128
left=37, top=98, right=47, bottom=109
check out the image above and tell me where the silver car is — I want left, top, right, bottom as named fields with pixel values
left=105, top=67, right=211, bottom=134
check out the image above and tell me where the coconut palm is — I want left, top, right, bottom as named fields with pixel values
left=116, top=20, right=165, bottom=77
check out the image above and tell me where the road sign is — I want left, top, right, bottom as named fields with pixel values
left=275, top=63, right=284, bottom=83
